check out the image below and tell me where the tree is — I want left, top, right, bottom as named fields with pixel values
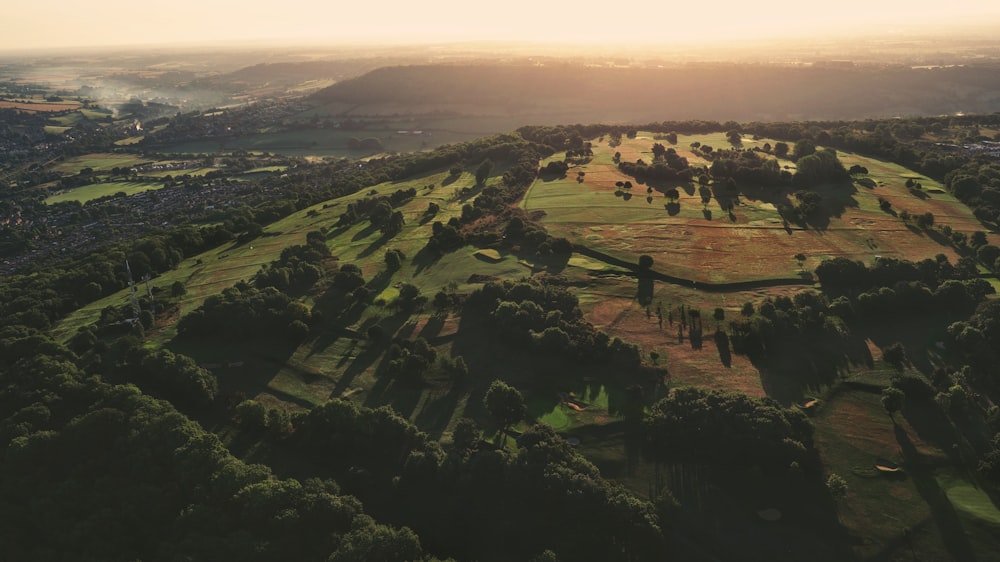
left=484, top=380, right=526, bottom=442
left=881, top=387, right=905, bottom=421
left=638, top=255, right=654, bottom=269
left=384, top=248, right=404, bottom=271
left=793, top=138, right=816, bottom=160
left=451, top=418, right=480, bottom=453
left=882, top=342, right=907, bottom=371
left=475, top=158, right=494, bottom=186
left=826, top=473, right=848, bottom=500
left=773, top=142, right=790, bottom=158
left=171, top=281, right=187, bottom=297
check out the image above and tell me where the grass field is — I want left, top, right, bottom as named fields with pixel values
left=47, top=128, right=1000, bottom=560
left=525, top=133, right=979, bottom=284
left=813, top=387, right=1000, bottom=560
left=51, top=153, right=149, bottom=174
left=0, top=99, right=82, bottom=112
left=156, top=114, right=527, bottom=157
left=45, top=181, right=166, bottom=204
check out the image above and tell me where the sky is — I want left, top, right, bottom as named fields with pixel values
left=3, top=0, right=1000, bottom=51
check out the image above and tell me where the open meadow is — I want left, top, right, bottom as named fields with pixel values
left=525, top=132, right=980, bottom=285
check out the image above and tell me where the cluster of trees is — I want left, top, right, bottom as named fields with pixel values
left=791, top=148, right=850, bottom=187
left=617, top=149, right=693, bottom=184
left=176, top=283, right=311, bottom=342
left=709, top=148, right=788, bottom=187
left=466, top=277, right=642, bottom=367
left=729, top=291, right=848, bottom=366
left=947, top=299, right=1000, bottom=392
left=815, top=255, right=993, bottom=318
left=425, top=137, right=570, bottom=259
left=334, top=187, right=415, bottom=236
left=0, top=334, right=437, bottom=562
left=644, top=387, right=815, bottom=470
left=254, top=231, right=330, bottom=293
left=289, top=399, right=666, bottom=561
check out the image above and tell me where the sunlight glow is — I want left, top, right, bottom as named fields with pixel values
left=3, top=0, right=1000, bottom=51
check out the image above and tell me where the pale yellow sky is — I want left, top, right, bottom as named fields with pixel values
left=3, top=0, right=999, bottom=51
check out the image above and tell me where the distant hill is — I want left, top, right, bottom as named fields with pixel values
left=311, top=63, right=1000, bottom=122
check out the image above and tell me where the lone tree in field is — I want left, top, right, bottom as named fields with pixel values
left=484, top=380, right=525, bottom=444
left=881, top=387, right=905, bottom=422
left=475, top=158, right=494, bottom=186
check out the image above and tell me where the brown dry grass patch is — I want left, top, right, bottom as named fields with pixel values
left=0, top=100, right=81, bottom=113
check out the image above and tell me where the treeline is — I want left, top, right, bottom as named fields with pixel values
left=644, top=387, right=815, bottom=470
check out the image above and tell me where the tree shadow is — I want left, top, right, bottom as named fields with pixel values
left=714, top=329, right=732, bottom=368
left=637, top=277, right=654, bottom=306
left=894, top=425, right=978, bottom=562
left=755, top=350, right=843, bottom=406
left=412, top=245, right=444, bottom=275
left=418, top=314, right=446, bottom=341
left=357, top=232, right=393, bottom=259
left=414, top=384, right=465, bottom=438
left=351, top=223, right=378, bottom=242
left=689, top=327, right=703, bottom=350
left=665, top=202, right=680, bottom=216
left=329, top=311, right=412, bottom=398
left=702, top=209, right=713, bottom=221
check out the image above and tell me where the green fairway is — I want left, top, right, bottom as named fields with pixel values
left=943, top=480, right=1000, bottom=525
left=45, top=181, right=165, bottom=204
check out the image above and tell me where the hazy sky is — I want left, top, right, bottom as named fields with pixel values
left=4, top=0, right=1000, bottom=51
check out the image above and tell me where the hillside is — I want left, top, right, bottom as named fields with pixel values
left=5, top=113, right=1000, bottom=561
left=311, top=63, right=1000, bottom=122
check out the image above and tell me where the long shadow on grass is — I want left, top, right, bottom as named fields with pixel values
left=330, top=311, right=412, bottom=398
left=357, top=232, right=393, bottom=259
left=895, top=425, right=978, bottom=562
left=363, top=373, right=423, bottom=419
left=169, top=337, right=301, bottom=407
left=756, top=350, right=843, bottom=407
left=413, top=384, right=464, bottom=437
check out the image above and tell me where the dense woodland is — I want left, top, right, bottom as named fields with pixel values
left=3, top=95, right=1000, bottom=560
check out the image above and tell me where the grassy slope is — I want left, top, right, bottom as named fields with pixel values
left=50, top=134, right=1000, bottom=560
left=525, top=132, right=978, bottom=284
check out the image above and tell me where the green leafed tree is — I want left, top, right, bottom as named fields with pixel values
left=475, top=158, right=494, bottom=186
left=484, top=379, right=526, bottom=442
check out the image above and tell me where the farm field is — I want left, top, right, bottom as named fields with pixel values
left=0, top=99, right=83, bottom=112
left=51, top=153, right=150, bottom=174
